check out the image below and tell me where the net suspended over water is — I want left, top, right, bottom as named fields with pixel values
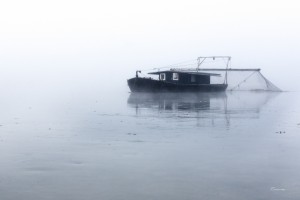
left=198, top=68, right=281, bottom=92
left=146, top=56, right=281, bottom=92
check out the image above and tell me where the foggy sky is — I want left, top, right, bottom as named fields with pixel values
left=1, top=0, right=300, bottom=93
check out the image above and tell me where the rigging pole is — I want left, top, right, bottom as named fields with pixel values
left=197, top=56, right=231, bottom=84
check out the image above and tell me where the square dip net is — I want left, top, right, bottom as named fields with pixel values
left=161, top=56, right=282, bottom=92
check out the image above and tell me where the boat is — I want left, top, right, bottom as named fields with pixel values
left=127, top=56, right=230, bottom=92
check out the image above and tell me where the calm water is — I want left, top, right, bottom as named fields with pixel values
left=1, top=90, right=300, bottom=200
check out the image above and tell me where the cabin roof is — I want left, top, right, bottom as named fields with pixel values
left=148, top=70, right=221, bottom=77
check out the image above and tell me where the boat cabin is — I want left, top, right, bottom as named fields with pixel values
left=148, top=70, right=221, bottom=85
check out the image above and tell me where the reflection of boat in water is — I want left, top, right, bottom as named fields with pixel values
left=127, top=92, right=226, bottom=111
left=127, top=91, right=280, bottom=127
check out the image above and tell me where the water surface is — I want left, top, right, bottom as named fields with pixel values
left=1, top=91, right=300, bottom=200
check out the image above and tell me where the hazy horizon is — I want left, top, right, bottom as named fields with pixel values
left=1, top=2, right=300, bottom=199
left=1, top=0, right=300, bottom=93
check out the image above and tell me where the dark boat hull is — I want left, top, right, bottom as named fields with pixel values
left=127, top=78, right=227, bottom=92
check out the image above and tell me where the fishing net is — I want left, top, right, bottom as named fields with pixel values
left=198, top=69, right=281, bottom=92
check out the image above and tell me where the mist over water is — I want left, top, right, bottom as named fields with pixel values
left=1, top=85, right=300, bottom=200
left=1, top=0, right=300, bottom=199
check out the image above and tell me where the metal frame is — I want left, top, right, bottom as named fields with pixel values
left=197, top=56, right=231, bottom=84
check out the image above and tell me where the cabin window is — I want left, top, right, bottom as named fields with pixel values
left=173, top=73, right=179, bottom=80
left=160, top=73, right=166, bottom=80
left=191, top=75, right=196, bottom=82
